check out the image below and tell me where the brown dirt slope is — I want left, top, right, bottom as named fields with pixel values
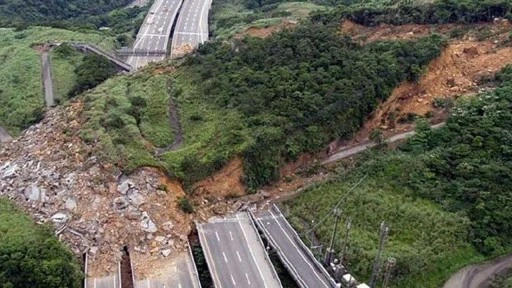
left=235, top=19, right=298, bottom=39
left=340, top=20, right=512, bottom=142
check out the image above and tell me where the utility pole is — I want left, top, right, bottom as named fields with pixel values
left=369, top=222, right=389, bottom=288
left=382, top=257, right=396, bottom=288
left=324, top=208, right=342, bottom=265
left=340, top=218, right=352, bottom=267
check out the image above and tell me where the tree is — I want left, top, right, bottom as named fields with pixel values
left=0, top=198, right=82, bottom=287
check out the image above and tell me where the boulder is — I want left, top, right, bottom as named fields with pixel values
left=140, top=212, right=157, bottom=233
left=161, top=249, right=171, bottom=257
left=65, top=198, right=77, bottom=211
left=51, top=213, right=69, bottom=224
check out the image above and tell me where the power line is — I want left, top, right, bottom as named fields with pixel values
left=304, top=174, right=368, bottom=236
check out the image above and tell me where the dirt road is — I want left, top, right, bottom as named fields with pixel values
left=444, top=254, right=512, bottom=288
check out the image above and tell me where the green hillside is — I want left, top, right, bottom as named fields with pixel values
left=285, top=66, right=512, bottom=287
left=0, top=198, right=82, bottom=287
left=80, top=24, right=446, bottom=189
left=0, top=27, right=114, bottom=135
left=0, top=0, right=132, bottom=24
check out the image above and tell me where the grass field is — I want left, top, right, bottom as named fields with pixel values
left=50, top=49, right=83, bottom=102
left=0, top=26, right=114, bottom=135
left=284, top=151, right=484, bottom=287
left=211, top=1, right=330, bottom=39
left=82, top=66, right=251, bottom=185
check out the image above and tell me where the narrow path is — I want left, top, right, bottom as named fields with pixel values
left=0, top=126, right=13, bottom=144
left=41, top=52, right=55, bottom=107
left=155, top=80, right=183, bottom=155
left=444, top=254, right=512, bottom=288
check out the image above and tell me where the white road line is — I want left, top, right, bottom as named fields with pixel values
left=215, top=231, right=220, bottom=242
left=236, top=251, right=242, bottom=262
left=230, top=231, right=234, bottom=241
left=256, top=215, right=307, bottom=286
left=231, top=274, right=236, bottom=286
left=175, top=32, right=205, bottom=35
left=268, top=209, right=330, bottom=287
left=223, top=251, right=228, bottom=263
left=147, top=278, right=150, bottom=288
left=199, top=0, right=209, bottom=43
left=197, top=225, right=222, bottom=287
left=236, top=214, right=269, bottom=288
left=246, top=273, right=251, bottom=285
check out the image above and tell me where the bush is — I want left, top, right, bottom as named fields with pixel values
left=0, top=198, right=83, bottom=287
left=178, top=197, right=194, bottom=214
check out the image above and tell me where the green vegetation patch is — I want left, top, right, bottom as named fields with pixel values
left=0, top=27, right=114, bottom=135
left=312, top=0, right=512, bottom=26
left=285, top=65, right=512, bottom=287
left=0, top=0, right=132, bottom=25
left=211, top=0, right=330, bottom=39
left=82, top=24, right=446, bottom=190
left=0, top=198, right=82, bottom=287
left=81, top=73, right=177, bottom=172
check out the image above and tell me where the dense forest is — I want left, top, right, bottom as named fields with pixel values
left=312, top=0, right=512, bottom=26
left=0, top=198, right=82, bottom=287
left=287, top=65, right=512, bottom=287
left=182, top=24, right=446, bottom=188
left=0, top=0, right=132, bottom=24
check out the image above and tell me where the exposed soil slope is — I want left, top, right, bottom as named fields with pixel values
left=339, top=19, right=512, bottom=143
left=235, top=19, right=298, bottom=39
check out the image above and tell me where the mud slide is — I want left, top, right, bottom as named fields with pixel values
left=155, top=80, right=183, bottom=155
left=444, top=254, right=512, bottom=288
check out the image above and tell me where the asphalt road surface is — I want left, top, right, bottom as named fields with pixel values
left=444, top=253, right=512, bottom=288
left=0, top=126, right=12, bottom=143
left=322, top=122, right=445, bottom=165
left=134, top=252, right=200, bottom=288
left=197, top=212, right=281, bottom=288
left=41, top=52, right=55, bottom=107
left=170, top=0, right=211, bottom=58
left=253, top=208, right=334, bottom=288
left=86, top=274, right=121, bottom=288
left=126, top=0, right=182, bottom=68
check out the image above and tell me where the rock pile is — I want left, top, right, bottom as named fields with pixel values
left=0, top=103, right=191, bottom=276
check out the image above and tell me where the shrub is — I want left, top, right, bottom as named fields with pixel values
left=178, top=197, right=194, bottom=214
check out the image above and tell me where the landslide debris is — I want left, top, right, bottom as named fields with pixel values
left=0, top=102, right=193, bottom=277
left=339, top=19, right=512, bottom=143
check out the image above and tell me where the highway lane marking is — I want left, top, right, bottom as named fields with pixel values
left=94, top=278, right=97, bottom=288
left=215, top=231, right=220, bottom=242
left=236, top=250, right=242, bottom=262
left=236, top=214, right=269, bottom=288
left=230, top=231, right=234, bottom=241
left=246, top=273, right=251, bottom=285
left=197, top=225, right=222, bottom=287
left=175, top=32, right=205, bottom=35
left=185, top=252, right=201, bottom=288
left=231, top=274, right=237, bottom=286
left=268, top=209, right=330, bottom=288
left=198, top=0, right=208, bottom=43
left=147, top=278, right=151, bottom=288
left=223, top=251, right=228, bottom=263
left=256, top=214, right=307, bottom=286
